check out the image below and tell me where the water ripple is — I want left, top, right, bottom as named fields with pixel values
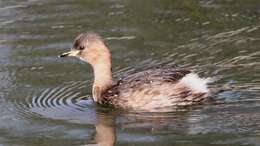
left=13, top=81, right=97, bottom=124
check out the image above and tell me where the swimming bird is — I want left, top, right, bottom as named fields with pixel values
left=59, top=32, right=209, bottom=111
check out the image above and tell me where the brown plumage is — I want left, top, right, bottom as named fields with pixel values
left=59, top=32, right=209, bottom=111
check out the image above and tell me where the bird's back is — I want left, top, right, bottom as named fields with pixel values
left=101, top=69, right=209, bottom=111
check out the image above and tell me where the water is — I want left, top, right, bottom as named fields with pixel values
left=0, top=0, right=260, bottom=145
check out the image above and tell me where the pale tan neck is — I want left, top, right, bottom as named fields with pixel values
left=91, top=61, right=113, bottom=102
left=93, top=62, right=113, bottom=90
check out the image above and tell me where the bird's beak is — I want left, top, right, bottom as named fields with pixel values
left=59, top=49, right=80, bottom=58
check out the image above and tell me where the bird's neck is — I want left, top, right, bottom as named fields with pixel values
left=92, top=62, right=113, bottom=102
left=93, top=62, right=113, bottom=90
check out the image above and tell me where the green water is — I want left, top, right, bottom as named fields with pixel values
left=0, top=0, right=259, bottom=146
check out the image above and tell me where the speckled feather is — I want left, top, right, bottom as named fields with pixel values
left=100, top=69, right=207, bottom=110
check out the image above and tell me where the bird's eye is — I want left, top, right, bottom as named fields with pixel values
left=79, top=46, right=85, bottom=50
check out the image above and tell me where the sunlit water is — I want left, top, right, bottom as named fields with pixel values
left=0, top=0, right=260, bottom=146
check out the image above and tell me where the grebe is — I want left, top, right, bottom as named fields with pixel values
left=59, top=32, right=209, bottom=111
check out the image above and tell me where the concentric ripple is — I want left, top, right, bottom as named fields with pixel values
left=13, top=81, right=97, bottom=124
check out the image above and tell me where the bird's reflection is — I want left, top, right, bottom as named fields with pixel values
left=86, top=106, right=201, bottom=146
left=94, top=110, right=116, bottom=146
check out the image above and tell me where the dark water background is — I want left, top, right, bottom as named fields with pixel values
left=0, top=0, right=260, bottom=146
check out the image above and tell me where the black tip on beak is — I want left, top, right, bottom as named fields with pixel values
left=59, top=52, right=70, bottom=58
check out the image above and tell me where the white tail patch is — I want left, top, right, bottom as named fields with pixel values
left=179, top=73, right=210, bottom=93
